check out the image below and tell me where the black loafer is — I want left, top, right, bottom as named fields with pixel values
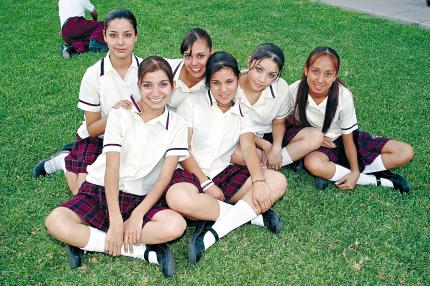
left=145, top=244, right=176, bottom=277
left=371, top=170, right=411, bottom=194
left=314, top=176, right=329, bottom=190
left=32, top=159, right=47, bottom=177
left=189, top=221, right=216, bottom=264
left=288, top=159, right=304, bottom=173
left=262, top=209, right=281, bottom=234
left=61, top=142, right=75, bottom=152
left=67, top=245, right=84, bottom=270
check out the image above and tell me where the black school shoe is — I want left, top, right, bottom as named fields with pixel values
left=61, top=142, right=75, bottom=152
left=32, top=159, right=47, bottom=177
left=314, top=176, right=330, bottom=190
left=262, top=209, right=282, bottom=234
left=144, top=243, right=176, bottom=277
left=189, top=221, right=216, bottom=264
left=371, top=170, right=411, bottom=194
left=288, top=159, right=304, bottom=173
left=67, top=245, right=84, bottom=270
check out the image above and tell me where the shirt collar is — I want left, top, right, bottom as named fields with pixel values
left=130, top=95, right=170, bottom=129
left=176, top=76, right=206, bottom=92
left=147, top=107, right=170, bottom=129
left=240, top=69, right=277, bottom=100
left=308, top=94, right=327, bottom=109
left=207, top=90, right=244, bottom=117
left=103, top=52, right=139, bottom=74
left=173, top=61, right=184, bottom=81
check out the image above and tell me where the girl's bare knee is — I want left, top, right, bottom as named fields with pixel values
left=304, top=152, right=325, bottom=175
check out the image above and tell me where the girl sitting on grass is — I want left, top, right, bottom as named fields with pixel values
left=290, top=46, right=414, bottom=192
left=58, top=0, right=107, bottom=59
left=45, top=56, right=189, bottom=277
left=231, top=43, right=323, bottom=170
left=166, top=51, right=287, bottom=264
left=34, top=9, right=142, bottom=196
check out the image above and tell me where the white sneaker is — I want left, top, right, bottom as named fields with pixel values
left=60, top=44, right=71, bottom=60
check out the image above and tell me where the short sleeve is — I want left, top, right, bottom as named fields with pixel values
left=287, top=80, right=300, bottom=117
left=165, top=116, right=189, bottom=161
left=78, top=66, right=100, bottom=112
left=339, top=87, right=358, bottom=134
left=176, top=97, right=194, bottom=128
left=102, top=109, right=124, bottom=153
left=275, top=79, right=293, bottom=119
left=82, top=0, right=95, bottom=13
left=239, top=114, right=255, bottom=135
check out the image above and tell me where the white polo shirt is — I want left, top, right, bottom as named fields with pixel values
left=237, top=73, right=292, bottom=136
left=58, top=0, right=95, bottom=27
left=177, top=90, right=255, bottom=178
left=77, top=53, right=142, bottom=139
left=165, top=58, right=208, bottom=111
left=289, top=80, right=358, bottom=141
left=86, top=98, right=189, bottom=196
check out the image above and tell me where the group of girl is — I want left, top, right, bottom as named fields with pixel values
left=35, top=8, right=414, bottom=277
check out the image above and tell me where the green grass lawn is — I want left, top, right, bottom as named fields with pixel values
left=0, top=0, right=429, bottom=285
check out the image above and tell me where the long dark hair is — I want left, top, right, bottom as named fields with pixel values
left=294, top=46, right=344, bottom=133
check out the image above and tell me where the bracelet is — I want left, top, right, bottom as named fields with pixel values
left=200, top=179, right=212, bottom=189
left=203, top=181, right=215, bottom=192
left=252, top=178, right=265, bottom=185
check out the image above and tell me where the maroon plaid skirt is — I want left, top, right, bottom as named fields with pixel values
left=65, top=135, right=103, bottom=174
left=168, top=165, right=250, bottom=202
left=263, top=125, right=304, bottom=147
left=61, top=181, right=167, bottom=232
left=317, top=130, right=389, bottom=172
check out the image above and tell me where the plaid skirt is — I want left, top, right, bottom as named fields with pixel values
left=65, top=135, right=103, bottom=174
left=168, top=165, right=250, bottom=202
left=263, top=125, right=304, bottom=147
left=61, top=181, right=167, bottom=232
left=317, top=130, right=389, bottom=172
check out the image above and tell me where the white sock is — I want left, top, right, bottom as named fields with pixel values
left=218, top=201, right=264, bottom=226
left=217, top=201, right=232, bottom=220
left=44, top=151, right=69, bottom=174
left=329, top=164, right=350, bottom=181
left=330, top=164, right=393, bottom=188
left=363, top=155, right=386, bottom=174
left=250, top=214, right=264, bottom=227
left=81, top=226, right=157, bottom=264
left=203, top=200, right=257, bottom=250
left=281, top=148, right=293, bottom=166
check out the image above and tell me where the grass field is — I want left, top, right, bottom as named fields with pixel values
left=0, top=0, right=429, bottom=285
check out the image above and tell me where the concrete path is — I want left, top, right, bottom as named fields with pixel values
left=319, top=0, right=430, bottom=29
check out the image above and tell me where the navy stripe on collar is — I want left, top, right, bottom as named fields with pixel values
left=269, top=85, right=275, bottom=98
left=134, top=55, right=140, bottom=66
left=207, top=90, right=213, bottom=106
left=173, top=61, right=182, bottom=77
left=100, top=58, right=105, bottom=76
left=166, top=110, right=170, bottom=130
left=238, top=103, right=244, bottom=117
left=130, top=95, right=141, bottom=113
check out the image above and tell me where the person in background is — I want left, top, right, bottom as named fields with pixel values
left=58, top=0, right=107, bottom=60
